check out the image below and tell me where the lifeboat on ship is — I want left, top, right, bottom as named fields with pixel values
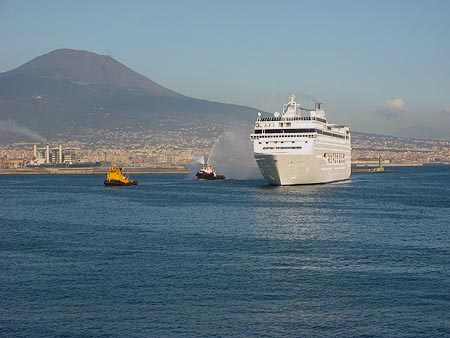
left=196, top=164, right=225, bottom=180
left=104, top=166, right=138, bottom=186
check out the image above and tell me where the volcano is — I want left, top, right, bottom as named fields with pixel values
left=0, top=49, right=259, bottom=139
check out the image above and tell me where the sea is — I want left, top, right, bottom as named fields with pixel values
left=1, top=165, right=449, bottom=338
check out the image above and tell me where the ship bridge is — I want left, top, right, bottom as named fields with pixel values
left=251, top=95, right=350, bottom=141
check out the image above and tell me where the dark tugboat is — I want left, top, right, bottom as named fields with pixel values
left=104, top=166, right=138, bottom=186
left=196, top=164, right=225, bottom=180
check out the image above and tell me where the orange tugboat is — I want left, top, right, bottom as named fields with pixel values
left=104, top=166, right=138, bottom=186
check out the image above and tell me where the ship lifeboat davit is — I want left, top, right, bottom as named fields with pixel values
left=104, top=166, right=138, bottom=186
left=196, top=164, right=225, bottom=180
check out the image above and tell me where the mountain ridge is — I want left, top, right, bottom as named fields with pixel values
left=1, top=48, right=180, bottom=97
left=394, top=125, right=450, bottom=141
left=0, top=48, right=261, bottom=139
left=2, top=49, right=448, bottom=143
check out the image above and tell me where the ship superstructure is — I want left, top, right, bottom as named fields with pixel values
left=250, top=95, right=351, bottom=185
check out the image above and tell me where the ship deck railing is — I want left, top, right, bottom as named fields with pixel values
left=257, top=116, right=327, bottom=123
left=252, top=128, right=349, bottom=140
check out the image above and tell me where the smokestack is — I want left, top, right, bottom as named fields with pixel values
left=315, top=103, right=323, bottom=111
left=46, top=144, right=50, bottom=163
left=33, top=144, right=37, bottom=158
left=59, top=144, right=63, bottom=163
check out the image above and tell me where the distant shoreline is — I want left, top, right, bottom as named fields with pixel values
left=353, top=163, right=424, bottom=167
left=0, top=167, right=189, bottom=175
left=1, top=163, right=447, bottom=175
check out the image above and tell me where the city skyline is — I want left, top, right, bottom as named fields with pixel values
left=1, top=0, right=450, bottom=136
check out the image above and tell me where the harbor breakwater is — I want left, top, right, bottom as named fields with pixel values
left=0, top=167, right=188, bottom=175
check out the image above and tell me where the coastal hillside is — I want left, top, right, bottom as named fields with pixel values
left=0, top=49, right=260, bottom=139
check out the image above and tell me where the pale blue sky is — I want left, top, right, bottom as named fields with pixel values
left=1, top=0, right=449, bottom=134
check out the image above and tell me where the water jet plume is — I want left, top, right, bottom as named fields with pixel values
left=206, top=125, right=261, bottom=180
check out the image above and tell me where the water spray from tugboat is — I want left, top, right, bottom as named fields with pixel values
left=189, top=124, right=261, bottom=180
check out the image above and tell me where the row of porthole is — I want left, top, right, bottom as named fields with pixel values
left=252, top=135, right=315, bottom=139
left=263, top=147, right=303, bottom=150
left=259, top=140, right=308, bottom=145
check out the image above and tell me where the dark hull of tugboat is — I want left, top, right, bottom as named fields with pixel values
left=104, top=179, right=138, bottom=186
left=196, top=172, right=225, bottom=180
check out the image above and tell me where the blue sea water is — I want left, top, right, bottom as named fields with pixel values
left=1, top=166, right=450, bottom=338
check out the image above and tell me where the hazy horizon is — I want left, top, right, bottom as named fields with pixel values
left=1, top=0, right=449, bottom=136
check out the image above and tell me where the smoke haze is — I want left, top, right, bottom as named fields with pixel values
left=0, top=120, right=47, bottom=143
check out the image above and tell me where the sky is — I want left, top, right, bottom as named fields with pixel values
left=1, top=0, right=450, bottom=135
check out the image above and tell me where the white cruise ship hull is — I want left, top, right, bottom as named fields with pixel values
left=251, top=95, right=351, bottom=186
left=254, top=152, right=351, bottom=186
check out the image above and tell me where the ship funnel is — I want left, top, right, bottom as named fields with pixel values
left=315, top=103, right=323, bottom=111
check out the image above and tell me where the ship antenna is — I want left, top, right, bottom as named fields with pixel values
left=283, top=94, right=297, bottom=114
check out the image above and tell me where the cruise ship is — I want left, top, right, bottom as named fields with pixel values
left=250, top=95, right=351, bottom=185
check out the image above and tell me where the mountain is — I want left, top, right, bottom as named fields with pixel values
left=0, top=49, right=260, bottom=140
left=394, top=125, right=450, bottom=141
